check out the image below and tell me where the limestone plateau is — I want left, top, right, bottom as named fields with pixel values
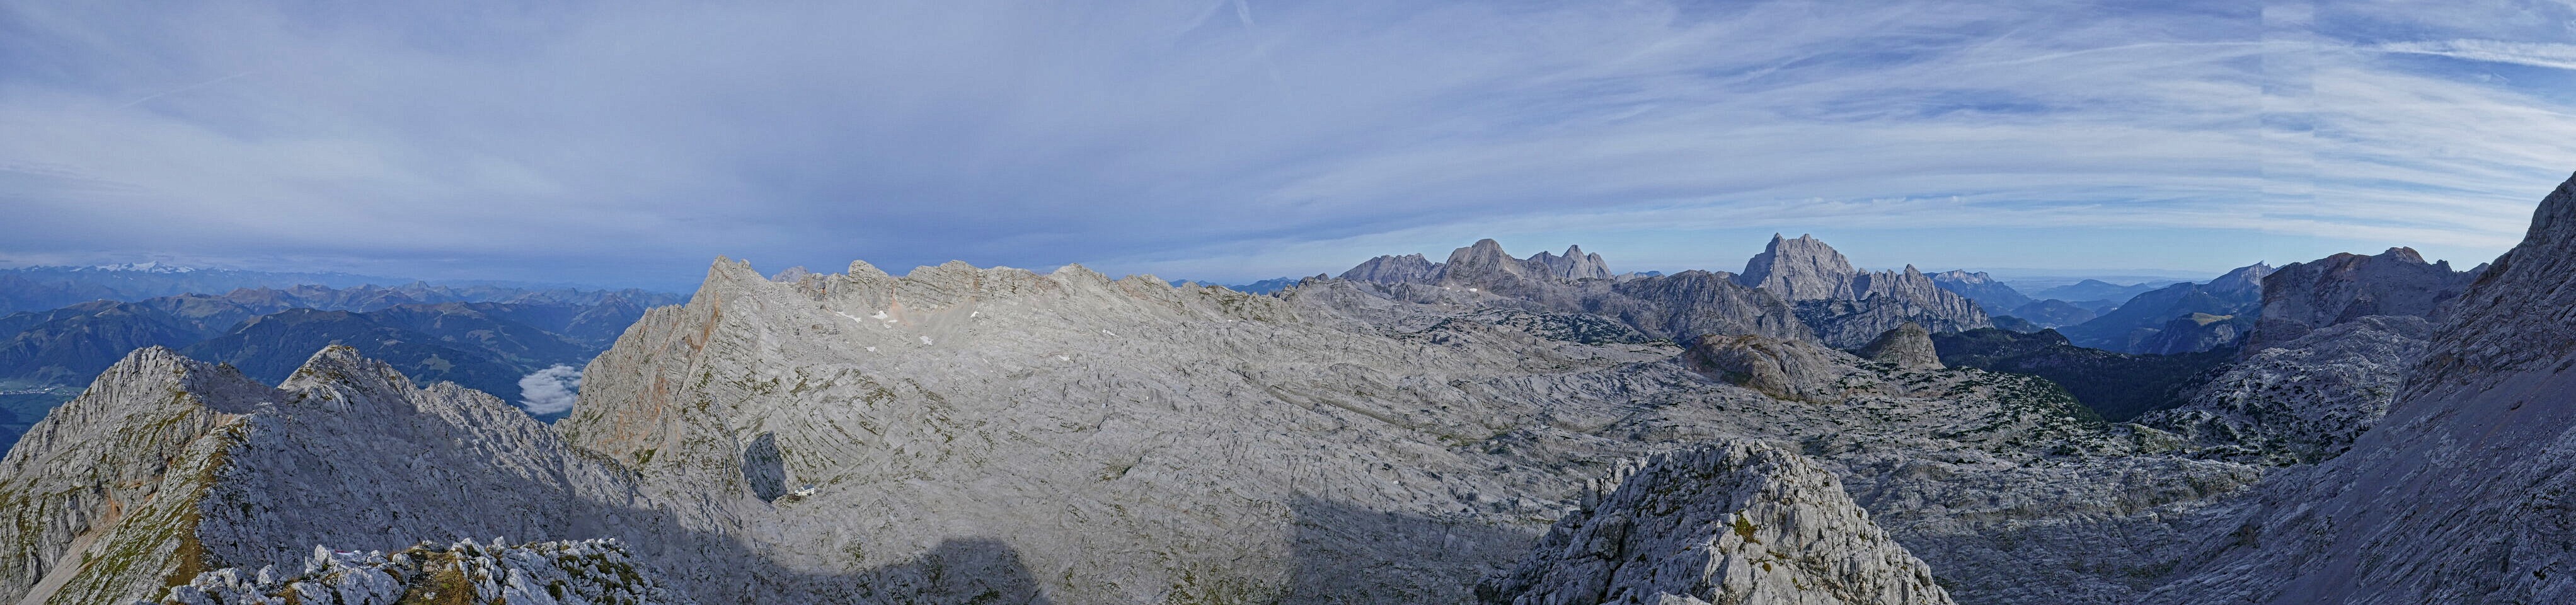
left=8, top=173, right=2576, bottom=604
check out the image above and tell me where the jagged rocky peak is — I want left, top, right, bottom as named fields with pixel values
left=1737, top=233, right=1858, bottom=301
left=2245, top=246, right=2481, bottom=352
left=1526, top=245, right=1614, bottom=280
left=1479, top=441, right=1955, bottom=605
left=1858, top=321, right=1942, bottom=370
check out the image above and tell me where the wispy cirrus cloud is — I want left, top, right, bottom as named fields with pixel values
left=0, top=1, right=2570, bottom=287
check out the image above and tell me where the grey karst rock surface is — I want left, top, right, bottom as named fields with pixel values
left=153, top=539, right=691, bottom=605
left=1737, top=234, right=1860, bottom=302
left=2137, top=315, right=2432, bottom=464
left=539, top=253, right=2255, bottom=604
left=2242, top=247, right=2481, bottom=353
left=2143, top=172, right=2576, bottom=604
left=1928, top=270, right=2032, bottom=312
left=1856, top=323, right=1940, bottom=371
left=1478, top=441, right=1954, bottom=605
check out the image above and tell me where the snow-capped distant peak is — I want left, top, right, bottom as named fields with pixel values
left=87, top=262, right=197, bottom=273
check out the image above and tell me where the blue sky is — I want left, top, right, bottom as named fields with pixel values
left=3, top=1, right=2573, bottom=291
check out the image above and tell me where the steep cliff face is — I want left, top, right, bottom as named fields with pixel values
left=1479, top=441, right=1954, bottom=605
left=2148, top=172, right=2576, bottom=604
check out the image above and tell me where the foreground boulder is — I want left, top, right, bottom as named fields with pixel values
left=1479, top=441, right=1953, bottom=605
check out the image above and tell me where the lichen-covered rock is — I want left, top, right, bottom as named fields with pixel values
left=1478, top=441, right=1954, bottom=605
left=1856, top=323, right=1941, bottom=371
left=152, top=539, right=689, bottom=605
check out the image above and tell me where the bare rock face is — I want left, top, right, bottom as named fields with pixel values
left=1691, top=335, right=1847, bottom=401
left=1857, top=323, right=1941, bottom=371
left=1478, top=441, right=1955, bottom=605
left=2148, top=171, right=2576, bottom=604
left=2244, top=247, right=2481, bottom=353
left=152, top=539, right=691, bottom=605
left=1737, top=234, right=1860, bottom=302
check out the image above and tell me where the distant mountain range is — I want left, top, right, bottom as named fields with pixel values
left=0, top=264, right=647, bottom=314
left=0, top=282, right=684, bottom=448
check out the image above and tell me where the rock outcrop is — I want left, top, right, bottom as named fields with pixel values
left=1691, top=335, right=1847, bottom=401
left=2242, top=247, right=2481, bottom=352
left=1857, top=323, right=1941, bottom=371
left=152, top=539, right=691, bottom=605
left=1478, top=441, right=1955, bottom=605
